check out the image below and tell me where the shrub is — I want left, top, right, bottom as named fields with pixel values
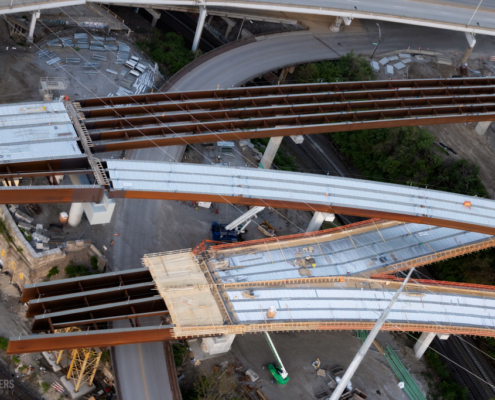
left=65, top=261, right=89, bottom=278
left=0, top=336, right=8, bottom=351
left=90, top=256, right=98, bottom=270
left=41, top=382, right=50, bottom=393
left=172, top=344, right=189, bottom=367
left=46, top=266, right=59, bottom=279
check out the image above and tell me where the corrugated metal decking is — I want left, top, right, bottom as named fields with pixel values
left=208, top=223, right=492, bottom=281
left=225, top=287, right=495, bottom=327
left=0, top=101, right=82, bottom=163
left=105, top=160, right=495, bottom=235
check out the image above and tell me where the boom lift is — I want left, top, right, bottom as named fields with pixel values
left=263, top=332, right=290, bottom=385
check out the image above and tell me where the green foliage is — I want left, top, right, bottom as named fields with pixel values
left=65, top=261, right=89, bottom=278
left=16, top=247, right=23, bottom=253
left=41, top=381, right=50, bottom=393
left=172, top=343, right=188, bottom=367
left=0, top=336, right=8, bottom=351
left=424, top=350, right=468, bottom=400
left=137, top=32, right=193, bottom=74
left=193, top=372, right=237, bottom=400
left=292, top=51, right=374, bottom=83
left=435, top=248, right=495, bottom=286
left=100, top=349, right=111, bottom=364
left=0, top=218, right=13, bottom=243
left=330, top=126, right=488, bottom=197
left=46, top=266, right=59, bottom=279
left=19, top=365, right=27, bottom=373
left=90, top=255, right=99, bottom=270
left=12, top=355, right=19, bottom=364
left=251, top=138, right=298, bottom=171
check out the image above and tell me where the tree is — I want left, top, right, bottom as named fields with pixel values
left=193, top=372, right=237, bottom=400
left=292, top=51, right=374, bottom=83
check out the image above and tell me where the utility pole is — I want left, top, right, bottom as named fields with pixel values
left=370, top=23, right=383, bottom=59
left=329, top=268, right=415, bottom=400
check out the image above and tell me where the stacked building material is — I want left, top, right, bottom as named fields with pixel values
left=384, top=345, right=427, bottom=400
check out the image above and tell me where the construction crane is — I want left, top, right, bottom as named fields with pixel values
left=263, top=332, right=289, bottom=385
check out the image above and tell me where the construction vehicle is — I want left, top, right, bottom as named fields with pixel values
left=210, top=222, right=239, bottom=243
left=262, top=332, right=289, bottom=385
left=211, top=206, right=266, bottom=243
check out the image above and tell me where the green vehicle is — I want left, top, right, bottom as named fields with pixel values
left=262, top=332, right=289, bottom=385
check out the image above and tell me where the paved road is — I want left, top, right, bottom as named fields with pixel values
left=172, top=20, right=495, bottom=90
left=1, top=0, right=495, bottom=34
left=105, top=19, right=495, bottom=400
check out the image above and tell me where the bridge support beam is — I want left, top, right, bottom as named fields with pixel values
left=68, top=203, right=84, bottom=227
left=259, top=136, right=283, bottom=169
left=343, top=17, right=353, bottom=26
left=461, top=32, right=476, bottom=64
left=475, top=121, right=491, bottom=135
left=330, top=17, right=343, bottom=32
left=145, top=8, right=161, bottom=28
left=414, top=332, right=450, bottom=359
left=306, top=212, right=335, bottom=232
left=192, top=6, right=207, bottom=52
left=202, top=334, right=236, bottom=355
left=27, top=11, right=40, bottom=42
left=221, top=16, right=236, bottom=38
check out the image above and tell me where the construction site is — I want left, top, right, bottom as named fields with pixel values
left=3, top=0, right=495, bottom=399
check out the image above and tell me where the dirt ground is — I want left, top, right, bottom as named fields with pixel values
left=179, top=331, right=429, bottom=400
left=0, top=10, right=159, bottom=104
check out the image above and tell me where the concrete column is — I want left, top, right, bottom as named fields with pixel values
left=343, top=17, right=353, bottom=25
left=208, top=15, right=214, bottom=25
left=145, top=8, right=161, bottom=28
left=306, top=212, right=335, bottom=232
left=475, top=121, right=491, bottom=135
left=460, top=47, right=474, bottom=64
left=460, top=32, right=476, bottom=64
left=259, top=136, right=283, bottom=169
left=202, top=334, right=236, bottom=355
left=290, top=135, right=304, bottom=144
left=413, top=332, right=449, bottom=359
left=413, top=332, right=435, bottom=359
left=68, top=203, right=84, bottom=227
left=330, top=17, right=343, bottom=32
left=27, top=11, right=40, bottom=42
left=221, top=16, right=236, bottom=39
left=192, top=6, right=207, bottom=52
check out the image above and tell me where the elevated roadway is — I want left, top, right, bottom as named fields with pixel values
left=9, top=219, right=495, bottom=354
left=2, top=0, right=495, bottom=36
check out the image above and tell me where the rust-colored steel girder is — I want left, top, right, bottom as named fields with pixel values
left=76, top=77, right=495, bottom=109
left=80, top=86, right=495, bottom=119
left=7, top=327, right=176, bottom=354
left=93, top=105, right=495, bottom=152
left=26, top=282, right=157, bottom=317
left=0, top=157, right=91, bottom=175
left=0, top=187, right=104, bottom=204
left=108, top=190, right=495, bottom=237
left=32, top=297, right=167, bottom=332
left=84, top=94, right=495, bottom=133
left=21, top=268, right=152, bottom=302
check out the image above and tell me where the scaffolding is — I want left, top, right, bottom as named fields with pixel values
left=39, top=77, right=67, bottom=101
left=53, top=328, right=102, bottom=393
left=66, top=347, right=103, bottom=392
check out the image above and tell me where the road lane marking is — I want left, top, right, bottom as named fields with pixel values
left=138, top=344, right=150, bottom=400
